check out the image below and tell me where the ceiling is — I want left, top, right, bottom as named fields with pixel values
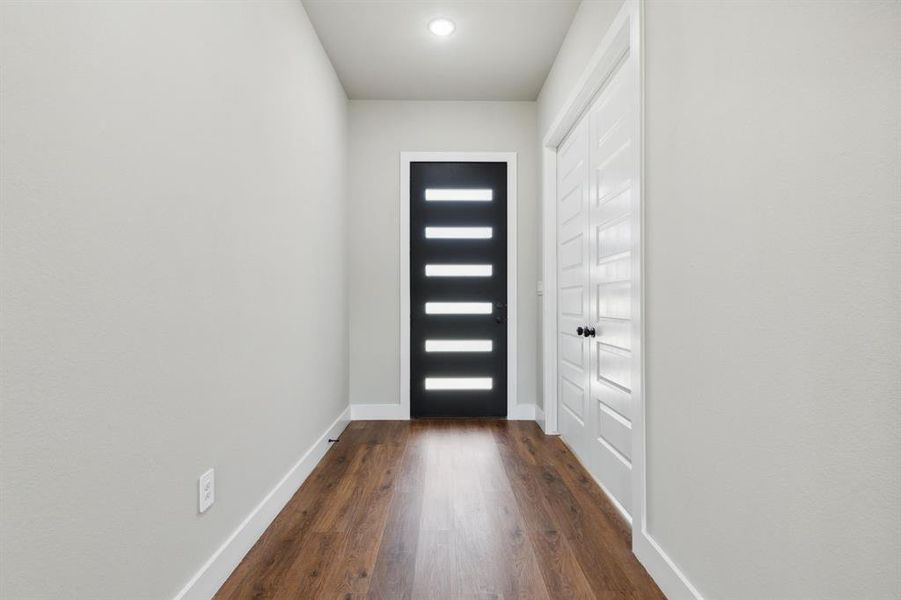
left=302, top=0, right=580, bottom=101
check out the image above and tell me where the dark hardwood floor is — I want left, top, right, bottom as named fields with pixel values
left=214, top=420, right=664, bottom=599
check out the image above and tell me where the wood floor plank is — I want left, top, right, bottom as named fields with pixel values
left=448, top=423, right=500, bottom=598
left=514, top=422, right=666, bottom=599
left=315, top=426, right=409, bottom=596
left=410, top=529, right=457, bottom=599
left=214, top=419, right=664, bottom=599
left=492, top=424, right=596, bottom=599
left=367, top=424, right=425, bottom=600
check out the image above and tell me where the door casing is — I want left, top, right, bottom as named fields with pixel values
left=400, top=152, right=520, bottom=420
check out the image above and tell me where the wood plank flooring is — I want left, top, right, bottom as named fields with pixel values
left=214, top=420, right=664, bottom=599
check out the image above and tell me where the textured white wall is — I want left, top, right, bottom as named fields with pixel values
left=347, top=101, right=539, bottom=409
left=539, top=0, right=900, bottom=596
left=0, top=2, right=349, bottom=598
left=643, top=1, right=901, bottom=597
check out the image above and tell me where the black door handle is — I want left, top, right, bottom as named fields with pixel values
left=587, top=327, right=596, bottom=337
left=576, top=326, right=584, bottom=336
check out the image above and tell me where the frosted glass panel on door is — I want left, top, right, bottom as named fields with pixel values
left=425, top=264, right=492, bottom=277
left=425, top=340, right=493, bottom=353
left=425, top=188, right=493, bottom=202
left=425, top=227, right=493, bottom=239
left=425, top=377, right=493, bottom=390
left=425, top=302, right=493, bottom=315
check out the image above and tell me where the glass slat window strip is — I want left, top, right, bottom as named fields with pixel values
left=425, top=377, right=493, bottom=390
left=425, top=264, right=492, bottom=277
left=425, top=188, right=492, bottom=202
left=425, top=340, right=493, bottom=353
left=425, top=227, right=493, bottom=239
left=425, top=302, right=493, bottom=315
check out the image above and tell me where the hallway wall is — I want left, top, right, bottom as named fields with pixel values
left=347, top=101, right=539, bottom=412
left=539, top=0, right=900, bottom=597
left=0, top=2, right=349, bottom=598
left=643, top=2, right=900, bottom=597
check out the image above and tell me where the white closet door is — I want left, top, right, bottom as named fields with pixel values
left=555, top=117, right=590, bottom=457
left=556, top=56, right=637, bottom=519
left=587, top=62, right=636, bottom=515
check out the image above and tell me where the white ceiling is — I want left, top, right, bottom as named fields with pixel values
left=302, top=0, right=580, bottom=101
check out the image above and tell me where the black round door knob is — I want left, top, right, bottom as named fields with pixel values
left=587, top=327, right=596, bottom=337
left=576, top=326, right=584, bottom=336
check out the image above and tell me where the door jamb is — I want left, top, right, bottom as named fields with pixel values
left=399, top=151, right=519, bottom=420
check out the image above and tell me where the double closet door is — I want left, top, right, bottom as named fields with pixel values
left=556, top=60, right=638, bottom=517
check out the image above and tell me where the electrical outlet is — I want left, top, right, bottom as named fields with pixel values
left=199, top=468, right=215, bottom=513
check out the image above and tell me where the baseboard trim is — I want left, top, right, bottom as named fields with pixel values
left=172, top=406, right=351, bottom=600
left=507, top=403, right=536, bottom=421
left=350, top=403, right=408, bottom=420
left=634, top=528, right=704, bottom=600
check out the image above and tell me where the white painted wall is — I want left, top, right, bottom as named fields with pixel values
left=0, top=2, right=349, bottom=599
left=540, top=0, right=900, bottom=597
left=347, top=101, right=539, bottom=410
left=643, top=2, right=901, bottom=597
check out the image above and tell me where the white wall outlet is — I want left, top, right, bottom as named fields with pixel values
left=198, top=468, right=215, bottom=513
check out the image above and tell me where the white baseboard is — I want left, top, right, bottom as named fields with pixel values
left=634, top=528, right=703, bottom=600
left=350, top=403, right=408, bottom=420
left=507, top=403, right=536, bottom=420
left=172, top=406, right=351, bottom=600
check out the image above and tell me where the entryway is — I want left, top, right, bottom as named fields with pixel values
left=400, top=153, right=518, bottom=419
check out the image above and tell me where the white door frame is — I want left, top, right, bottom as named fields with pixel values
left=541, top=2, right=700, bottom=598
left=399, top=152, right=520, bottom=420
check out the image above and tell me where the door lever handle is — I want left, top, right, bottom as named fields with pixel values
left=586, top=327, right=596, bottom=337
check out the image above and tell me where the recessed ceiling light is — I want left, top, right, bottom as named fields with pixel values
left=428, top=18, right=455, bottom=37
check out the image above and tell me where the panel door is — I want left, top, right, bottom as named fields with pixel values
left=556, top=118, right=591, bottom=457
left=410, top=162, right=508, bottom=418
left=556, top=57, right=637, bottom=518
left=587, top=62, right=636, bottom=514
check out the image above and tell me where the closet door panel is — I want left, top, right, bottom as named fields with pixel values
left=587, top=62, right=636, bottom=516
left=555, top=52, right=638, bottom=521
left=556, top=118, right=591, bottom=453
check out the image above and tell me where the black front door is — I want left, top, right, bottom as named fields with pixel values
left=410, top=162, right=507, bottom=418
